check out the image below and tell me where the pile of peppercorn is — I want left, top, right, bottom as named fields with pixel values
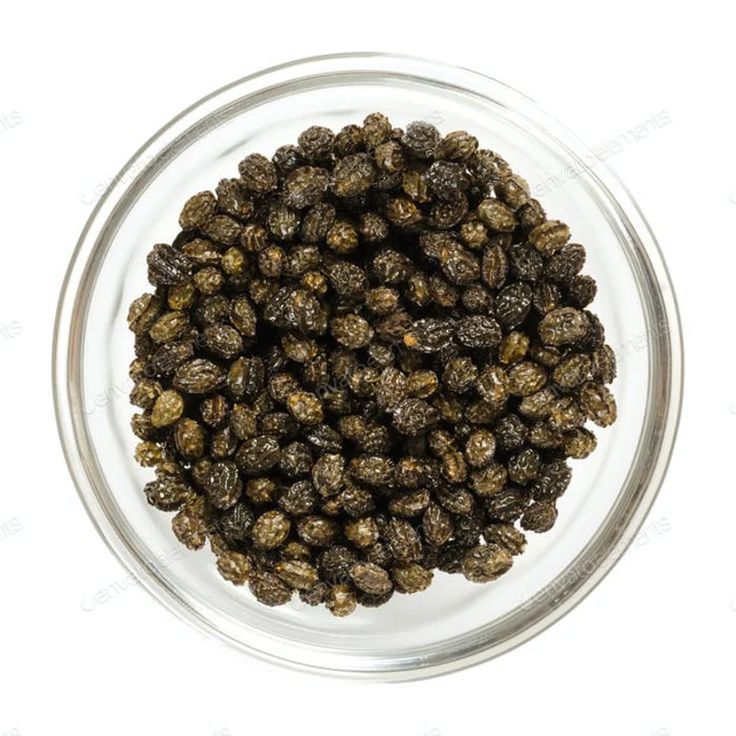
left=127, top=113, right=617, bottom=616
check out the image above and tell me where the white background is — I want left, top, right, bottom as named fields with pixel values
left=1, top=1, right=733, bottom=734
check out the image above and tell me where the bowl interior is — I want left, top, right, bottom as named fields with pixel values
left=63, top=57, right=676, bottom=677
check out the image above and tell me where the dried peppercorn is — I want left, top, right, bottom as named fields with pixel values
left=402, top=121, right=440, bottom=159
left=422, top=502, right=454, bottom=546
left=385, top=518, right=422, bottom=562
left=393, top=398, right=439, bottom=436
left=465, top=429, right=496, bottom=468
left=476, top=365, right=509, bottom=406
left=287, top=391, right=324, bottom=426
left=312, top=453, right=345, bottom=497
left=460, top=284, right=494, bottom=314
left=438, top=130, right=478, bottom=162
left=238, top=153, right=278, bottom=195
left=216, top=551, right=251, bottom=585
left=508, top=361, right=548, bottom=397
left=172, top=498, right=208, bottom=550
left=277, top=480, right=316, bottom=516
left=146, top=244, right=192, bottom=286
left=149, top=310, right=189, bottom=344
left=499, top=331, right=530, bottom=365
left=349, top=455, right=395, bottom=486
left=216, top=178, right=254, bottom=221
left=203, top=324, right=243, bottom=360
left=228, top=297, right=256, bottom=338
left=436, top=485, right=474, bottom=515
left=282, top=166, right=330, bottom=209
left=248, top=571, right=292, bottom=606
left=521, top=501, right=558, bottom=533
left=456, top=315, right=502, bottom=348
left=538, top=307, right=590, bottom=346
left=326, top=584, right=357, bottom=617
left=470, top=462, right=508, bottom=496
left=553, top=353, right=592, bottom=390
left=317, top=545, right=357, bottom=583
left=496, top=282, right=533, bottom=328
left=388, top=488, right=430, bottom=518
left=331, top=314, right=374, bottom=348
left=130, top=113, right=616, bottom=616
left=298, top=581, right=329, bottom=607
left=144, top=476, right=192, bottom=511
left=349, top=561, right=392, bottom=595
left=362, top=112, right=392, bottom=148
left=481, top=243, right=509, bottom=289
left=528, top=220, right=570, bottom=256
left=151, top=390, right=184, bottom=428
left=218, top=503, right=254, bottom=543
left=563, top=427, right=598, bottom=458
left=385, top=196, right=423, bottom=228
left=495, top=174, right=530, bottom=209
left=234, top=436, right=280, bottom=475
left=174, top=418, right=205, bottom=459
left=334, top=124, right=364, bottom=156
left=478, top=198, right=517, bottom=232
left=392, top=563, right=433, bottom=593
left=462, top=544, right=513, bottom=583
left=202, top=461, right=243, bottom=510
left=251, top=510, right=291, bottom=549
left=403, top=318, right=455, bottom=353
left=297, top=515, right=338, bottom=547
left=443, top=357, right=478, bottom=393
left=334, top=154, right=375, bottom=197
left=173, top=359, right=225, bottom=394
left=406, top=369, right=438, bottom=399
left=179, top=191, right=216, bottom=230
left=275, top=560, right=319, bottom=590
left=298, top=125, right=335, bottom=162
left=483, top=523, right=527, bottom=555
left=344, top=516, right=380, bottom=548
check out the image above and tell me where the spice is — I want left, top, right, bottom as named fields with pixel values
left=129, top=113, right=617, bottom=616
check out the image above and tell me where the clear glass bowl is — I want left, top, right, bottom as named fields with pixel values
left=53, top=53, right=683, bottom=680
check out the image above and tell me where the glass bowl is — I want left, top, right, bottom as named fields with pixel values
left=53, top=53, right=683, bottom=680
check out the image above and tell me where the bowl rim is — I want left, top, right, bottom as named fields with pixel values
left=52, top=51, right=684, bottom=681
